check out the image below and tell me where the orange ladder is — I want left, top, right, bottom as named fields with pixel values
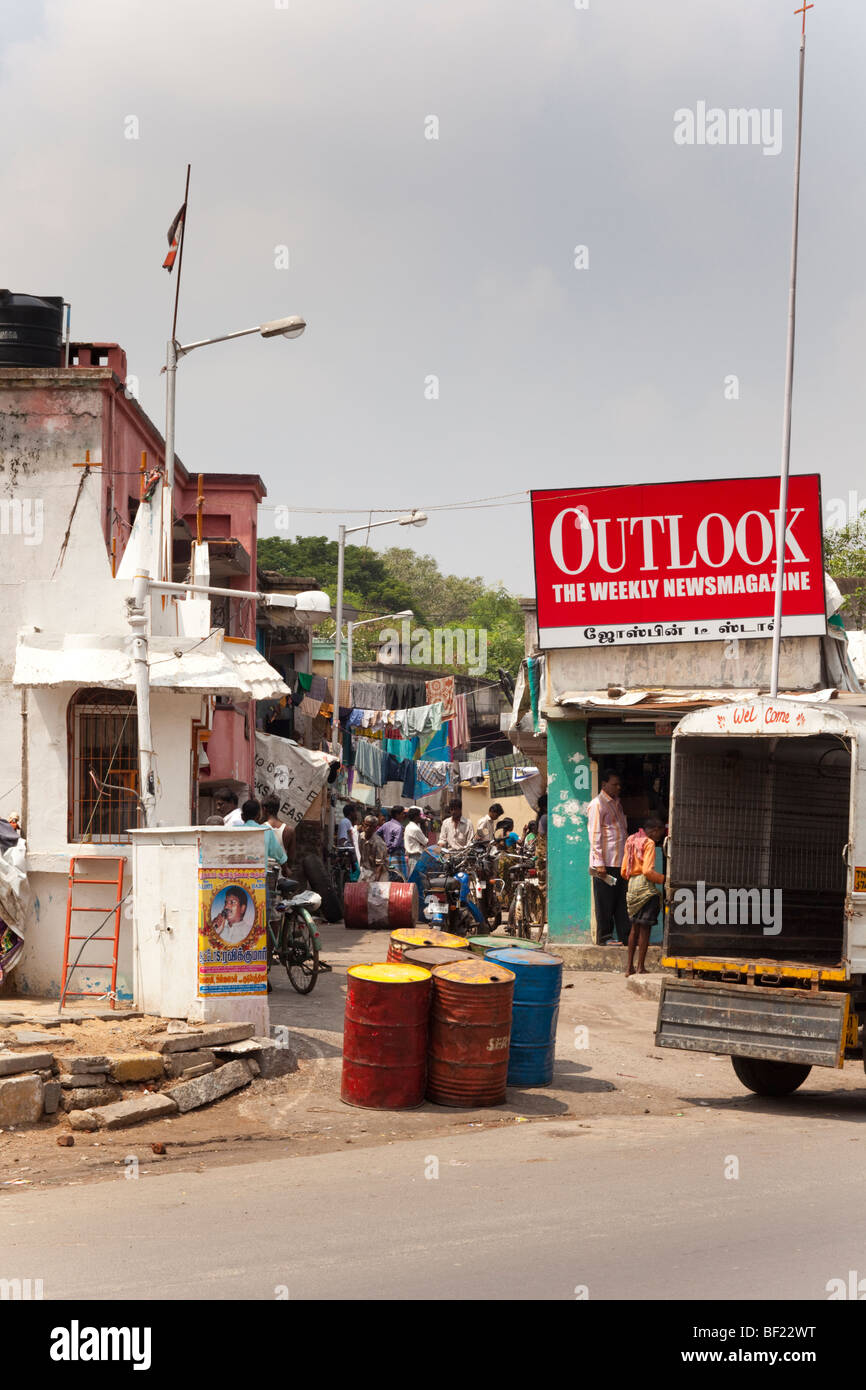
left=60, top=856, right=127, bottom=1010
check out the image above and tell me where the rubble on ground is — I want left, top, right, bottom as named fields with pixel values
left=0, top=1013, right=298, bottom=1131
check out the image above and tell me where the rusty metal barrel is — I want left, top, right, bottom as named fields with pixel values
left=427, top=958, right=516, bottom=1108
left=402, top=946, right=474, bottom=971
left=387, top=927, right=469, bottom=963
left=341, top=962, right=432, bottom=1110
left=343, top=881, right=418, bottom=932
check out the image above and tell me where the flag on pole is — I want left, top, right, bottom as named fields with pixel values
left=162, top=204, right=186, bottom=271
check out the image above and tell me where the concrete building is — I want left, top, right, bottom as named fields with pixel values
left=0, top=345, right=301, bottom=999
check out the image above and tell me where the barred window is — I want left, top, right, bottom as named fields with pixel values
left=68, top=689, right=140, bottom=842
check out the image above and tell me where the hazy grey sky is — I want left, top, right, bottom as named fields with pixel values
left=2, top=0, right=863, bottom=593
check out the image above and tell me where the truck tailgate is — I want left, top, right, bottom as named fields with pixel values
left=655, top=977, right=850, bottom=1068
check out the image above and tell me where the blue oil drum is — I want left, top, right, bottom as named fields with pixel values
left=485, top=947, right=563, bottom=1086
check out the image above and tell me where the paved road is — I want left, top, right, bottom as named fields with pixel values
left=5, top=1106, right=866, bottom=1300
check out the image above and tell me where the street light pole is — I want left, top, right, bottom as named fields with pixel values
left=134, top=313, right=307, bottom=824
left=331, top=525, right=346, bottom=756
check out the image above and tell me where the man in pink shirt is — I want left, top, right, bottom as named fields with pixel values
left=587, top=769, right=629, bottom=946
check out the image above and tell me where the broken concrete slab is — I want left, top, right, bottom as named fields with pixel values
left=255, top=1040, right=299, bottom=1079
left=93, top=1093, right=178, bottom=1130
left=166, top=1059, right=253, bottom=1113
left=212, top=1038, right=263, bottom=1057
left=213, top=1036, right=298, bottom=1077
left=58, top=1072, right=108, bottom=1088
left=180, top=1062, right=215, bottom=1080
left=43, top=1080, right=61, bottom=1115
left=0, top=1074, right=43, bottom=1125
left=63, top=1055, right=112, bottom=1073
left=14, top=1031, right=74, bottom=1045
left=60, top=1085, right=122, bottom=1111
left=152, top=1023, right=255, bottom=1054
left=165, top=1049, right=216, bottom=1077
left=68, top=1110, right=99, bottom=1131
left=108, top=1053, right=165, bottom=1083
left=0, top=1051, right=53, bottom=1077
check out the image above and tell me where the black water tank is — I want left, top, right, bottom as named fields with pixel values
left=0, top=290, right=63, bottom=367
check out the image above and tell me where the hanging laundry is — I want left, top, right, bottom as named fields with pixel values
left=425, top=676, right=456, bottom=720
left=452, top=693, right=470, bottom=748
left=353, top=736, right=385, bottom=787
left=347, top=708, right=363, bottom=728
left=459, top=759, right=484, bottom=781
left=487, top=752, right=521, bottom=798
left=416, top=760, right=448, bottom=789
left=406, top=701, right=442, bottom=737
left=299, top=695, right=322, bottom=717
left=342, top=726, right=355, bottom=768
left=309, top=673, right=328, bottom=702
left=297, top=671, right=313, bottom=691
left=383, top=736, right=418, bottom=759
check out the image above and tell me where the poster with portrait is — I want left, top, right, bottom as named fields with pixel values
left=198, top=866, right=267, bottom=996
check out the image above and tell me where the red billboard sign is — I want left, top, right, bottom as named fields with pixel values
left=531, top=475, right=825, bottom=649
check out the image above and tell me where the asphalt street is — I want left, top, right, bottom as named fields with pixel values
left=6, top=1105, right=866, bottom=1301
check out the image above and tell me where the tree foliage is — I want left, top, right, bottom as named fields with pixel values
left=258, top=536, right=527, bottom=676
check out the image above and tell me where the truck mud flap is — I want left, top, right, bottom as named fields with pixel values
left=655, top=977, right=849, bottom=1068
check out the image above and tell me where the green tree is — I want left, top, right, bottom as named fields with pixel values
left=258, top=535, right=414, bottom=614
left=381, top=548, right=486, bottom=625
left=824, top=517, right=866, bottom=628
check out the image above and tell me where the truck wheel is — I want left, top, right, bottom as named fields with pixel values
left=731, top=1055, right=812, bottom=1097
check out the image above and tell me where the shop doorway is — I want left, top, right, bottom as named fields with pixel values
left=587, top=726, right=672, bottom=946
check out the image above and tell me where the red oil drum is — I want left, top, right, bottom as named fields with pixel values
left=402, top=946, right=474, bottom=971
left=427, top=958, right=516, bottom=1108
left=387, top=927, right=469, bottom=963
left=341, top=962, right=432, bottom=1110
left=343, top=881, right=419, bottom=931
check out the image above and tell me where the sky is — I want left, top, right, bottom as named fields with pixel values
left=2, top=0, right=864, bottom=595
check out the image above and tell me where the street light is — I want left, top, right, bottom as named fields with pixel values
left=128, top=313, right=308, bottom=827
left=347, top=609, right=414, bottom=682
left=331, top=514, right=427, bottom=751
left=163, top=314, right=307, bottom=552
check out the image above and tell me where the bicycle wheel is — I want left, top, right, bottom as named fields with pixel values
left=506, top=888, right=522, bottom=937
left=284, top=909, right=320, bottom=994
left=524, top=883, right=546, bottom=939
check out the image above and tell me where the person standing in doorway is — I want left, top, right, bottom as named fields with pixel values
left=587, top=769, right=629, bottom=945
left=621, top=814, right=666, bottom=977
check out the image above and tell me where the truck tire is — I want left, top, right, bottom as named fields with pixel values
left=731, top=1055, right=812, bottom=1097
left=301, top=854, right=343, bottom=923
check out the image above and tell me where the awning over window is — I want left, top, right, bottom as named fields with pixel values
left=13, top=632, right=289, bottom=701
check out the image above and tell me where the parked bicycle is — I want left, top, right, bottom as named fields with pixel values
left=268, top=872, right=321, bottom=994
left=500, top=852, right=545, bottom=940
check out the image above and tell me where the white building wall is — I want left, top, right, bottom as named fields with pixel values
left=0, top=376, right=209, bottom=999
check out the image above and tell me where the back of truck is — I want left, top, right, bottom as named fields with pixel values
left=655, top=696, right=866, bottom=1095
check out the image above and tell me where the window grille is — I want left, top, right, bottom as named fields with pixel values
left=68, top=689, right=140, bottom=843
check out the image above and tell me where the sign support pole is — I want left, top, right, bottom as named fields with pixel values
left=770, top=5, right=812, bottom=698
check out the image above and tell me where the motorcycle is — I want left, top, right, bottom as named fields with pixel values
left=414, top=845, right=486, bottom=935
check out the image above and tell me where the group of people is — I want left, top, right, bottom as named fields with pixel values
left=209, top=789, right=293, bottom=864
left=336, top=795, right=548, bottom=884
left=588, top=768, right=666, bottom=977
